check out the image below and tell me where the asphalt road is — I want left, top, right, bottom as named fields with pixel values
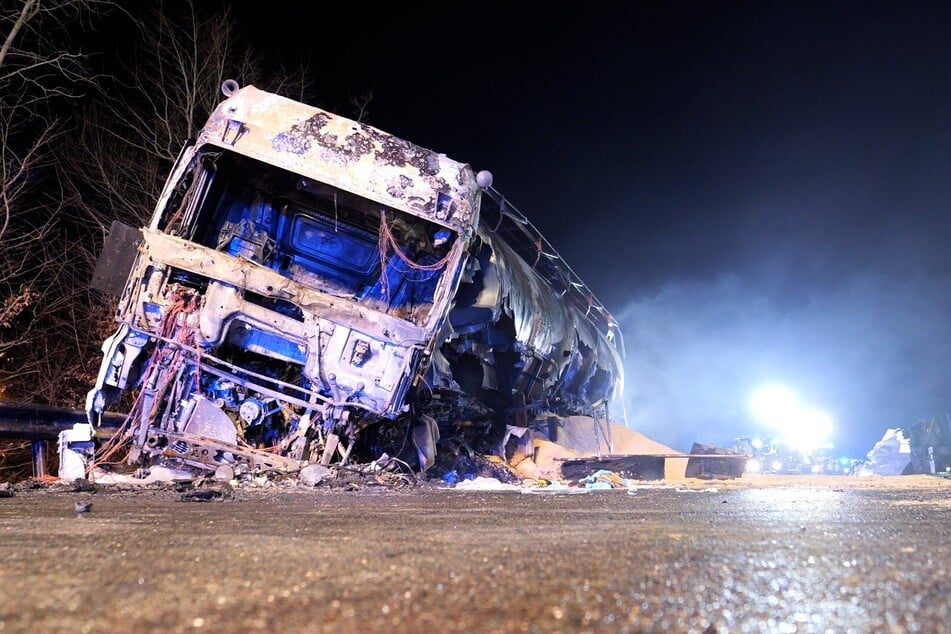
left=0, top=475, right=948, bottom=633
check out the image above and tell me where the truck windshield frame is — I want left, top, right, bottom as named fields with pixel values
left=157, top=147, right=462, bottom=326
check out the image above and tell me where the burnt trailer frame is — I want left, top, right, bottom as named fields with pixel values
left=84, top=81, right=624, bottom=477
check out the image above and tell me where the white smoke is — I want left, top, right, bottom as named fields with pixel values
left=613, top=271, right=951, bottom=456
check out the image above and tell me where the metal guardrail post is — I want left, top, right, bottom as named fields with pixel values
left=32, top=440, right=47, bottom=478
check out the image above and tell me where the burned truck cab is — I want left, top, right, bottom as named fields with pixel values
left=87, top=81, right=482, bottom=473
left=87, top=80, right=625, bottom=479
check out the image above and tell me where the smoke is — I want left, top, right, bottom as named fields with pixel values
left=613, top=271, right=951, bottom=456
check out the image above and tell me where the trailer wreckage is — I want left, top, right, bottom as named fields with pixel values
left=81, top=80, right=624, bottom=480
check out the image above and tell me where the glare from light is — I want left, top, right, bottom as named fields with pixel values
left=771, top=459, right=783, bottom=472
left=811, top=464, right=822, bottom=474
left=749, top=384, right=800, bottom=426
left=751, top=438, right=763, bottom=450
left=746, top=458, right=761, bottom=473
left=783, top=409, right=834, bottom=452
left=749, top=383, right=834, bottom=454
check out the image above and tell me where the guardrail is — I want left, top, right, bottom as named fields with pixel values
left=0, top=401, right=127, bottom=479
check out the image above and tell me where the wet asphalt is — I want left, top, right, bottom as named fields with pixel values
left=0, top=476, right=948, bottom=633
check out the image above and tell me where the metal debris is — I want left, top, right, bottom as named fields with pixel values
left=71, top=479, right=97, bottom=493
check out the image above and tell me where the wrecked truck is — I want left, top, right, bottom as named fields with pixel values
left=84, top=80, right=624, bottom=478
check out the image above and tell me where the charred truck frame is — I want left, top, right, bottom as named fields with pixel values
left=85, top=81, right=624, bottom=477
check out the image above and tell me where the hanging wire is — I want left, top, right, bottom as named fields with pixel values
left=90, top=289, right=203, bottom=473
left=376, top=209, right=460, bottom=302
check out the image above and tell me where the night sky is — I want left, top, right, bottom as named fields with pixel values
left=234, top=2, right=951, bottom=457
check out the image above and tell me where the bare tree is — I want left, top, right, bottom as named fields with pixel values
left=0, top=0, right=110, bottom=99
left=0, top=0, right=122, bottom=479
left=69, top=0, right=315, bottom=235
left=0, top=1, right=118, bottom=373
